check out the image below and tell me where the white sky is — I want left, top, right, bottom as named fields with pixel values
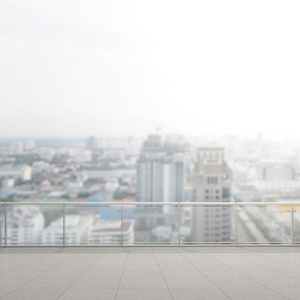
left=1, top=0, right=300, bottom=138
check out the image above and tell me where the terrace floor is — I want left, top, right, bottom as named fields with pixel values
left=1, top=247, right=300, bottom=299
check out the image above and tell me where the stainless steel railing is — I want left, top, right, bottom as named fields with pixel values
left=0, top=201, right=298, bottom=246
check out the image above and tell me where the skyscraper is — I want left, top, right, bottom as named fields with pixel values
left=86, top=136, right=97, bottom=151
left=136, top=134, right=184, bottom=204
left=192, top=147, right=232, bottom=243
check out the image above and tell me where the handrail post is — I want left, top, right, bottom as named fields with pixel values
left=292, top=203, right=294, bottom=246
left=4, top=202, right=7, bottom=246
left=235, top=202, right=238, bottom=246
left=178, top=202, right=181, bottom=246
left=121, top=202, right=123, bottom=247
left=63, top=202, right=65, bottom=247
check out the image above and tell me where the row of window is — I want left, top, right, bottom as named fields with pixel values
left=207, top=177, right=218, bottom=184
left=205, top=196, right=220, bottom=200
left=205, top=189, right=219, bottom=193
left=205, top=232, right=230, bottom=237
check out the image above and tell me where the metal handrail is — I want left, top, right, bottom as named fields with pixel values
left=2, top=201, right=298, bottom=205
left=1, top=201, right=299, bottom=247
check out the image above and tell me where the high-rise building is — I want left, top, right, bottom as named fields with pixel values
left=86, top=136, right=97, bottom=151
left=136, top=134, right=184, bottom=204
left=192, top=147, right=232, bottom=243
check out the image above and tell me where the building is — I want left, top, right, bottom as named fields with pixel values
left=105, top=177, right=119, bottom=192
left=136, top=134, right=184, bottom=204
left=0, top=165, right=32, bottom=181
left=88, top=219, right=134, bottom=245
left=255, top=160, right=300, bottom=194
left=192, top=147, right=232, bottom=244
left=125, top=136, right=140, bottom=157
left=257, top=160, right=295, bottom=181
left=25, top=140, right=36, bottom=150
left=10, top=141, right=23, bottom=153
left=42, top=215, right=94, bottom=245
left=2, top=206, right=44, bottom=245
left=102, top=148, right=125, bottom=160
left=86, top=136, right=97, bottom=151
left=2, top=178, right=14, bottom=188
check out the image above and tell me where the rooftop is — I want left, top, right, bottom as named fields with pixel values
left=0, top=247, right=300, bottom=299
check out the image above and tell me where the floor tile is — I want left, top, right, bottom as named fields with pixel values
left=170, top=288, right=230, bottom=300
left=119, top=278, right=167, bottom=289
left=116, top=288, right=172, bottom=300
left=165, top=278, right=216, bottom=289
left=69, top=278, right=120, bottom=290
left=221, top=288, right=287, bottom=300
left=1, top=289, right=64, bottom=300
left=58, top=288, right=117, bottom=300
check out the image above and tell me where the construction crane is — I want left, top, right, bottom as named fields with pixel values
left=147, top=104, right=162, bottom=135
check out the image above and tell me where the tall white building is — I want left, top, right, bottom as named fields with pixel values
left=137, top=134, right=184, bottom=204
left=2, top=206, right=44, bottom=245
left=192, top=147, right=232, bottom=243
left=86, top=136, right=97, bottom=151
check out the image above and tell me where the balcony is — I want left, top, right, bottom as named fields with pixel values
left=1, top=202, right=300, bottom=299
left=0, top=246, right=300, bottom=299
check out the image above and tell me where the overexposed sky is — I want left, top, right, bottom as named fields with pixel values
left=1, top=0, right=300, bottom=138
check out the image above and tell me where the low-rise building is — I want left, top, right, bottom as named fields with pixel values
left=0, top=165, right=32, bottom=181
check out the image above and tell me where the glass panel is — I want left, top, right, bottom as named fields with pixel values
left=237, top=204, right=291, bottom=244
left=123, top=204, right=179, bottom=245
left=183, top=204, right=235, bottom=244
left=6, top=204, right=63, bottom=246
left=65, top=203, right=121, bottom=245
left=292, top=205, right=300, bottom=243
left=0, top=204, right=4, bottom=245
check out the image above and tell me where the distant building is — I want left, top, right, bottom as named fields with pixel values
left=43, top=215, right=93, bottom=245
left=11, top=141, right=23, bottom=153
left=25, top=140, right=36, bottom=150
left=0, top=165, right=32, bottom=181
left=88, top=219, right=134, bottom=244
left=2, top=178, right=14, bottom=188
left=2, top=206, right=44, bottom=245
left=257, top=160, right=295, bottom=181
left=136, top=134, right=184, bottom=204
left=102, top=148, right=125, bottom=160
left=40, top=180, right=51, bottom=189
left=192, top=147, right=232, bottom=243
left=86, top=136, right=97, bottom=151
left=37, top=148, right=55, bottom=160
left=105, top=177, right=119, bottom=192
left=255, top=160, right=300, bottom=194
left=126, top=136, right=140, bottom=157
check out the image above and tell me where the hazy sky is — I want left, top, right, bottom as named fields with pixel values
left=1, top=0, right=300, bottom=138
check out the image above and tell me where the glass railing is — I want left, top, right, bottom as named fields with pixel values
left=0, top=201, right=298, bottom=246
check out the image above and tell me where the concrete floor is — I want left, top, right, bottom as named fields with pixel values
left=1, top=247, right=300, bottom=299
